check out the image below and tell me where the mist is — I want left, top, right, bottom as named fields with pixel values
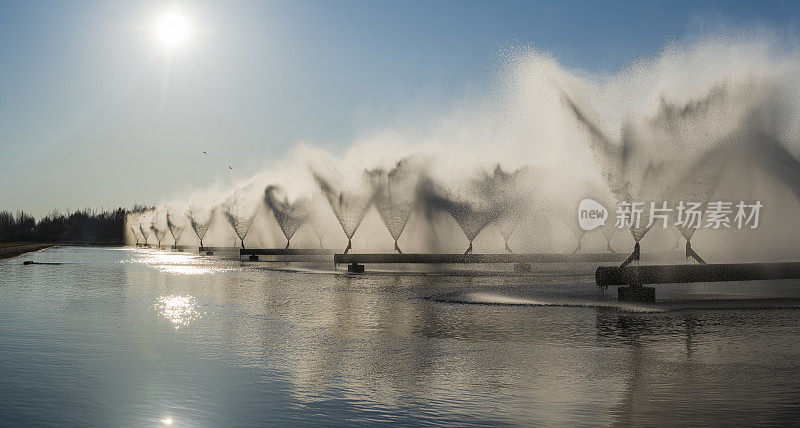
left=127, top=32, right=800, bottom=261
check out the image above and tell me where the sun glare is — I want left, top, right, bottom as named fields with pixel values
left=156, top=10, right=190, bottom=50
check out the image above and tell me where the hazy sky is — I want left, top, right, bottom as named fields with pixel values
left=2, top=0, right=800, bottom=216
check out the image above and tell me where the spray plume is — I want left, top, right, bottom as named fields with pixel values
left=311, top=166, right=375, bottom=253
left=223, top=188, right=259, bottom=248
left=124, top=33, right=800, bottom=258
left=264, top=185, right=313, bottom=248
left=166, top=212, right=186, bottom=246
left=365, top=157, right=425, bottom=253
left=418, top=166, right=526, bottom=254
left=186, top=206, right=216, bottom=249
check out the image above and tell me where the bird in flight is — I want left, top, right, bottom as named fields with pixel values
left=202, top=151, right=207, bottom=155
left=228, top=165, right=232, bottom=170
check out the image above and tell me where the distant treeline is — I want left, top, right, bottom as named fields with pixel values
left=0, top=205, right=150, bottom=245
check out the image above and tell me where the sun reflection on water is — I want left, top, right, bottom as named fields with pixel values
left=154, top=295, right=202, bottom=328
left=159, top=265, right=221, bottom=275
left=124, top=250, right=234, bottom=275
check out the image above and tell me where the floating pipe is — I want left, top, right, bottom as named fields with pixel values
left=199, top=246, right=245, bottom=255
left=335, top=252, right=626, bottom=265
left=597, top=262, right=800, bottom=287
left=241, top=248, right=334, bottom=256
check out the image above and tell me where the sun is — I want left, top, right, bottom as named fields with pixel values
left=156, top=10, right=190, bottom=50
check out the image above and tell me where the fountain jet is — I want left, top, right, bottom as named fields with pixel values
left=222, top=188, right=259, bottom=249
left=564, top=86, right=737, bottom=260
left=366, top=157, right=424, bottom=253
left=312, top=169, right=374, bottom=254
left=130, top=226, right=140, bottom=246
left=150, top=224, right=167, bottom=248
left=264, top=185, right=312, bottom=249
left=186, top=207, right=216, bottom=250
left=223, top=207, right=255, bottom=249
left=166, top=212, right=186, bottom=248
left=419, top=166, right=526, bottom=254
left=139, top=222, right=150, bottom=246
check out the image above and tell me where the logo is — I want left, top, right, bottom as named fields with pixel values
left=578, top=198, right=608, bottom=231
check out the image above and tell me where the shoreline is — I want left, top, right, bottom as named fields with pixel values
left=0, top=244, right=54, bottom=261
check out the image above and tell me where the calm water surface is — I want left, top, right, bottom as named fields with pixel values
left=1, top=246, right=800, bottom=426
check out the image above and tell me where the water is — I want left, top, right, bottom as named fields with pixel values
left=2, top=247, right=800, bottom=426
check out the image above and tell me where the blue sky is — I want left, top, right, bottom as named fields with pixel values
left=2, top=0, right=800, bottom=216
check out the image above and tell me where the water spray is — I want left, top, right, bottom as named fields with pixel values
left=166, top=212, right=186, bottom=249
left=150, top=224, right=166, bottom=248
left=130, top=226, right=140, bottom=246
left=310, top=218, right=327, bottom=249
left=264, top=185, right=312, bottom=249
left=132, top=36, right=800, bottom=267
left=496, top=216, right=517, bottom=254
left=149, top=208, right=169, bottom=249
left=139, top=223, right=149, bottom=246
left=419, top=166, right=525, bottom=254
left=222, top=189, right=258, bottom=249
left=186, top=207, right=215, bottom=251
left=223, top=208, right=253, bottom=248
left=312, top=169, right=375, bottom=254
left=366, top=157, right=423, bottom=254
